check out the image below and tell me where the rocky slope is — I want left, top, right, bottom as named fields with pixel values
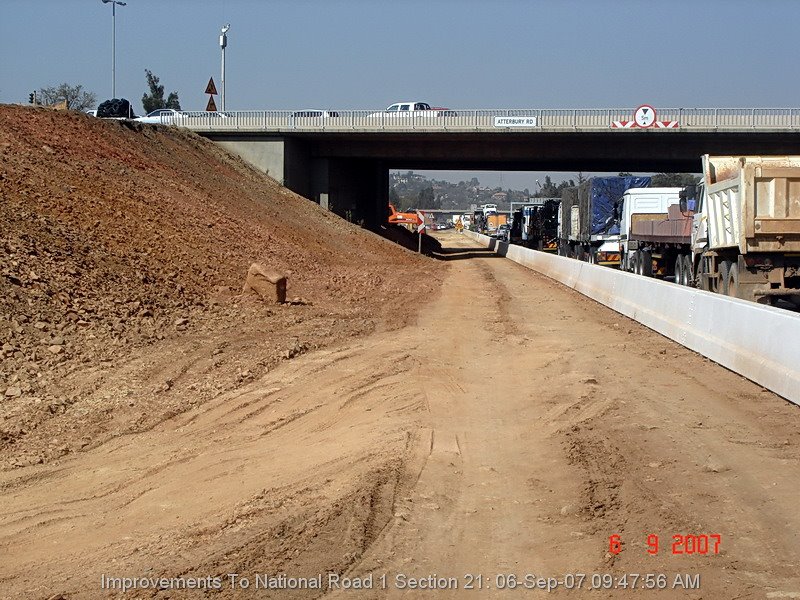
left=0, top=105, right=441, bottom=468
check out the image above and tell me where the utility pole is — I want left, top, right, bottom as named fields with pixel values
left=101, top=0, right=127, bottom=98
left=220, top=24, right=230, bottom=111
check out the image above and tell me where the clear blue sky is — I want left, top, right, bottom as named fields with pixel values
left=3, top=0, right=799, bottom=188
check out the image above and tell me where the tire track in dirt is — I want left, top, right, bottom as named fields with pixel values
left=332, top=232, right=800, bottom=599
left=0, top=327, right=432, bottom=599
left=2, top=231, right=799, bottom=599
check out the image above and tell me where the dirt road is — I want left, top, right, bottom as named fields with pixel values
left=2, top=231, right=798, bottom=599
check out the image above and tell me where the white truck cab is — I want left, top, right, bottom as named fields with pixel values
left=620, top=187, right=684, bottom=270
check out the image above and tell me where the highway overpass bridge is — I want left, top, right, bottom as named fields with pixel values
left=180, top=107, right=800, bottom=225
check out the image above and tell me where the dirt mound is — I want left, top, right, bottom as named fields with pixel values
left=0, top=105, right=442, bottom=468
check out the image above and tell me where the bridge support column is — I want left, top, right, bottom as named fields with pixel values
left=316, top=158, right=387, bottom=227
left=210, top=137, right=388, bottom=228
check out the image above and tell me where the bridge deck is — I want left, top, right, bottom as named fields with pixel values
left=172, top=107, right=800, bottom=133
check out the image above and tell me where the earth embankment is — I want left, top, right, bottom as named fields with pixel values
left=0, top=105, right=440, bottom=469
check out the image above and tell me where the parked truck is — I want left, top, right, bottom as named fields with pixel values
left=486, top=213, right=508, bottom=235
left=619, top=187, right=685, bottom=274
left=559, top=176, right=651, bottom=265
left=624, top=155, right=800, bottom=305
left=510, top=207, right=525, bottom=245
left=690, top=155, right=800, bottom=303
left=472, top=209, right=486, bottom=232
left=521, top=200, right=560, bottom=251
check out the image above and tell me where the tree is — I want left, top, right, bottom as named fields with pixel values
left=536, top=176, right=559, bottom=198
left=417, top=186, right=439, bottom=209
left=141, top=69, right=181, bottom=114
left=651, top=173, right=701, bottom=187
left=37, top=83, right=96, bottom=110
left=396, top=194, right=415, bottom=212
left=556, top=179, right=575, bottom=194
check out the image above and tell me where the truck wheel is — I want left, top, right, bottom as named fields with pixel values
left=675, top=256, right=685, bottom=286
left=682, top=255, right=694, bottom=287
left=727, top=263, right=740, bottom=298
left=632, top=251, right=641, bottom=275
left=699, top=256, right=711, bottom=291
left=640, top=250, right=653, bottom=277
left=588, top=249, right=597, bottom=264
left=718, top=260, right=731, bottom=295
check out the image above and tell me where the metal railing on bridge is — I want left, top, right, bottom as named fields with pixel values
left=169, top=108, right=800, bottom=132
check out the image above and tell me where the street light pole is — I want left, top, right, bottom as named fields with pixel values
left=101, top=0, right=127, bottom=98
left=220, top=24, right=230, bottom=111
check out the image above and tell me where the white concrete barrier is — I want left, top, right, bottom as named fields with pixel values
left=462, top=230, right=800, bottom=406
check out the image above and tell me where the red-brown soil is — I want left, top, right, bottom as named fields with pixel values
left=0, top=105, right=441, bottom=470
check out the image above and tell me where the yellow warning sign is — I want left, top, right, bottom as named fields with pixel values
left=205, top=77, right=218, bottom=95
left=205, top=96, right=218, bottom=112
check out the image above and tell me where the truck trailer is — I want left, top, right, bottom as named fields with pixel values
left=559, top=176, right=651, bottom=265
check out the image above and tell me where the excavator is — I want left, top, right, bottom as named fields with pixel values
left=388, top=203, right=425, bottom=229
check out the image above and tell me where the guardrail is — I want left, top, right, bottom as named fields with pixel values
left=170, top=108, right=800, bottom=132
left=462, top=230, right=800, bottom=407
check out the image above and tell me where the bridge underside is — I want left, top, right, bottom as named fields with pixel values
left=208, top=130, right=800, bottom=226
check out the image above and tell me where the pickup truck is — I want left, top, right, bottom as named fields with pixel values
left=369, top=102, right=455, bottom=118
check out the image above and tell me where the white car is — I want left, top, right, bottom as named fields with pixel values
left=135, top=108, right=185, bottom=125
left=369, top=102, right=454, bottom=118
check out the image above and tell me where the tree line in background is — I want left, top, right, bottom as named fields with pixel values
left=31, top=70, right=181, bottom=114
left=391, top=171, right=701, bottom=212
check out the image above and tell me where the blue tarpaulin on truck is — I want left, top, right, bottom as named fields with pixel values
left=589, top=176, right=651, bottom=235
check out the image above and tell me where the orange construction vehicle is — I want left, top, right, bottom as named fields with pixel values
left=388, top=203, right=425, bottom=230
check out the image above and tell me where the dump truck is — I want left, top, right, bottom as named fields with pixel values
left=559, top=176, right=651, bottom=265
left=687, top=155, right=800, bottom=303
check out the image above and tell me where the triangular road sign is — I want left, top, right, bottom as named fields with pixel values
left=205, top=96, right=218, bottom=112
left=205, top=77, right=218, bottom=95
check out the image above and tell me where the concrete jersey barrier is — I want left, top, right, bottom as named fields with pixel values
left=462, top=230, right=800, bottom=406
